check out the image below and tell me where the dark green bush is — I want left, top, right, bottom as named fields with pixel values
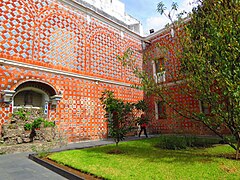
left=156, top=135, right=220, bottom=150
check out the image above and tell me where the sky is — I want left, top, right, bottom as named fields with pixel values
left=120, top=0, right=196, bottom=35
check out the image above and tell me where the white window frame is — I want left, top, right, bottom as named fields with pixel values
left=152, top=59, right=166, bottom=83
left=156, top=71, right=166, bottom=83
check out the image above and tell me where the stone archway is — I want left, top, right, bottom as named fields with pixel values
left=12, top=80, right=59, bottom=115
left=14, top=87, right=49, bottom=109
left=1, top=80, right=63, bottom=145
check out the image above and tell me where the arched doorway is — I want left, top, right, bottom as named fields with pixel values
left=14, top=87, right=49, bottom=109
left=12, top=81, right=60, bottom=115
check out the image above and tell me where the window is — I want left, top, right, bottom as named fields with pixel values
left=200, top=101, right=211, bottom=115
left=153, top=58, right=166, bottom=83
left=156, top=101, right=166, bottom=119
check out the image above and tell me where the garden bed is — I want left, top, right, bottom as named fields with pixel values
left=29, top=154, right=101, bottom=180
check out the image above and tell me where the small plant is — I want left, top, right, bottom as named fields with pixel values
left=24, top=123, right=33, bottom=131
left=13, top=108, right=30, bottom=121
left=100, top=90, right=136, bottom=147
left=31, top=145, right=51, bottom=158
left=32, top=117, right=44, bottom=129
left=43, top=120, right=55, bottom=128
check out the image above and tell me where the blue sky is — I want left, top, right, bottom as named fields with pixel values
left=120, top=0, right=196, bottom=34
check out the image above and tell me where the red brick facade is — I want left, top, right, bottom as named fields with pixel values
left=0, top=0, right=143, bottom=142
left=143, top=29, right=214, bottom=135
left=0, top=0, right=217, bottom=142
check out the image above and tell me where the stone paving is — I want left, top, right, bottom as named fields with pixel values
left=0, top=152, right=66, bottom=180
left=0, top=136, right=151, bottom=179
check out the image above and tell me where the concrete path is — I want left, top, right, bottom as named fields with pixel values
left=0, top=152, right=66, bottom=180
left=0, top=136, right=151, bottom=180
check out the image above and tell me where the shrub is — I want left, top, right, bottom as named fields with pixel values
left=156, top=135, right=220, bottom=150
left=24, top=118, right=55, bottom=130
left=43, top=120, right=55, bottom=128
left=13, top=108, right=30, bottom=121
left=32, top=118, right=44, bottom=129
left=24, top=123, right=33, bottom=131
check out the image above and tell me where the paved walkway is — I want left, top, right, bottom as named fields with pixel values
left=0, top=136, right=151, bottom=180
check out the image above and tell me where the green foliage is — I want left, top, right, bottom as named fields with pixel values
left=179, top=0, right=240, bottom=157
left=135, top=100, right=148, bottom=111
left=130, top=0, right=240, bottom=158
left=43, top=121, right=55, bottom=128
left=32, top=117, right=44, bottom=129
left=13, top=108, right=30, bottom=121
left=156, top=135, right=221, bottom=150
left=118, top=0, right=240, bottom=158
left=24, top=117, right=55, bottom=130
left=24, top=123, right=32, bottom=131
left=100, top=90, right=142, bottom=146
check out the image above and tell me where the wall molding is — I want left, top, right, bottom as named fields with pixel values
left=0, top=58, right=132, bottom=87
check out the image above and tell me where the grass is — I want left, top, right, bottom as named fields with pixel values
left=48, top=137, right=240, bottom=180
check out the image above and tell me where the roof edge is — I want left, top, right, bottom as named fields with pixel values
left=59, top=0, right=142, bottom=39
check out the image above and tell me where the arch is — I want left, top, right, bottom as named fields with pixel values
left=13, top=88, right=47, bottom=107
left=12, top=80, right=58, bottom=109
left=12, top=80, right=58, bottom=96
left=36, top=11, right=86, bottom=71
left=88, top=27, right=121, bottom=77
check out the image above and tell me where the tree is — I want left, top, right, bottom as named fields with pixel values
left=100, top=90, right=143, bottom=147
left=121, top=0, right=240, bottom=159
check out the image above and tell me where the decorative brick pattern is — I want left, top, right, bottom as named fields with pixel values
left=0, top=0, right=34, bottom=60
left=0, top=0, right=142, bottom=82
left=144, top=30, right=214, bottom=135
left=0, top=0, right=143, bottom=142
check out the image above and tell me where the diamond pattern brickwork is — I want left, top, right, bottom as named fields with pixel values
left=0, top=0, right=34, bottom=59
left=143, top=30, right=214, bottom=136
left=0, top=0, right=144, bottom=141
left=0, top=64, right=144, bottom=141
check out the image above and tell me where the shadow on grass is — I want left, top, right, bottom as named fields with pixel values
left=80, top=138, right=235, bottom=164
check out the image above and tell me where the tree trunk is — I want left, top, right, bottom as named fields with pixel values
left=236, top=133, right=240, bottom=160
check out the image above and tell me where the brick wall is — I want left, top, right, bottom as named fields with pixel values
left=0, top=0, right=144, bottom=142
left=143, top=29, right=215, bottom=136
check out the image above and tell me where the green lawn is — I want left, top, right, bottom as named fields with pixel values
left=48, top=137, right=240, bottom=180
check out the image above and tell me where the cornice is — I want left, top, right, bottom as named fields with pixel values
left=0, top=58, right=132, bottom=88
left=58, top=0, right=142, bottom=40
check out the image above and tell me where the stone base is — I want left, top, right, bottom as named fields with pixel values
left=0, top=140, right=67, bottom=154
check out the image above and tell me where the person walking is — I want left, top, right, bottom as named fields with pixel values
left=138, top=114, right=148, bottom=138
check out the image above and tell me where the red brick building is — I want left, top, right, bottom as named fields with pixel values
left=0, top=0, right=143, bottom=142
left=0, top=0, right=213, bottom=143
left=143, top=27, right=214, bottom=136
